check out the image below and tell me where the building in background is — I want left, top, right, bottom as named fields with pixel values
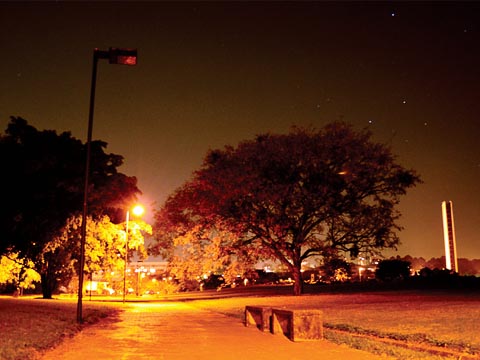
left=442, top=201, right=458, bottom=272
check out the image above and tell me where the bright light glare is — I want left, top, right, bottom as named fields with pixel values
left=132, top=204, right=145, bottom=217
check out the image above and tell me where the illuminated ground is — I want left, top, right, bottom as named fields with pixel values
left=41, top=301, right=391, bottom=360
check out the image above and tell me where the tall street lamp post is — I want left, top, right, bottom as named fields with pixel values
left=123, top=204, right=145, bottom=304
left=77, top=48, right=137, bottom=324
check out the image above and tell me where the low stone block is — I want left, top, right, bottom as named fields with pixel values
left=245, top=306, right=272, bottom=332
left=271, top=308, right=323, bottom=341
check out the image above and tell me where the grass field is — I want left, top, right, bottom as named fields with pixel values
left=0, top=296, right=121, bottom=360
left=1, top=290, right=479, bottom=359
left=188, top=290, right=480, bottom=359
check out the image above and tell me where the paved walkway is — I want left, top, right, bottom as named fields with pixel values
left=42, top=302, right=389, bottom=360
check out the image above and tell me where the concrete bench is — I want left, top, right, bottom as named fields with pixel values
left=271, top=308, right=323, bottom=341
left=244, top=306, right=272, bottom=332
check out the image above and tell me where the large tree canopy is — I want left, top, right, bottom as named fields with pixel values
left=0, top=117, right=142, bottom=297
left=153, top=122, right=421, bottom=295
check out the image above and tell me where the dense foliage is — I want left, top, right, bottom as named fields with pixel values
left=153, top=122, right=421, bottom=295
left=375, top=259, right=411, bottom=282
left=0, top=117, right=142, bottom=298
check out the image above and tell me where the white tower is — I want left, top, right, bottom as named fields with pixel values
left=441, top=201, right=458, bottom=272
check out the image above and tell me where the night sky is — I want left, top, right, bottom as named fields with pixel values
left=1, top=2, right=479, bottom=260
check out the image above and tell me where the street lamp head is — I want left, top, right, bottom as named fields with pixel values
left=108, top=48, right=137, bottom=65
left=131, top=204, right=145, bottom=217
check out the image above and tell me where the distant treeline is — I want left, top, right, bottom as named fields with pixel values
left=389, top=255, right=480, bottom=276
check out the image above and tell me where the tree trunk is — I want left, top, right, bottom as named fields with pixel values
left=41, top=272, right=56, bottom=299
left=292, top=265, right=303, bottom=296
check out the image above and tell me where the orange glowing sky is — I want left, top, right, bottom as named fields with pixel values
left=1, top=2, right=479, bottom=259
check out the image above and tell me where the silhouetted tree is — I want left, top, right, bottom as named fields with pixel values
left=0, top=117, right=141, bottom=298
left=376, top=259, right=411, bottom=281
left=153, top=122, right=421, bottom=295
left=321, top=257, right=352, bottom=282
left=426, top=257, right=446, bottom=270
left=409, top=256, right=427, bottom=273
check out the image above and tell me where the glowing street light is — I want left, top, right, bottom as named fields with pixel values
left=123, top=204, right=145, bottom=304
left=77, top=48, right=137, bottom=324
left=131, top=204, right=145, bottom=217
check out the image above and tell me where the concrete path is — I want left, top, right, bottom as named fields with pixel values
left=42, top=302, right=389, bottom=360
